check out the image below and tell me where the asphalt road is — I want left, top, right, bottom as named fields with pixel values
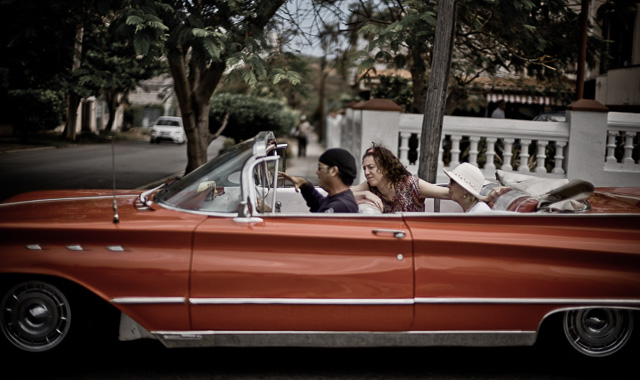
left=0, top=138, right=224, bottom=201
left=7, top=339, right=634, bottom=380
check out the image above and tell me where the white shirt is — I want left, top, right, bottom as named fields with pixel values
left=467, top=201, right=492, bottom=213
left=491, top=108, right=505, bottom=119
left=298, top=121, right=311, bottom=138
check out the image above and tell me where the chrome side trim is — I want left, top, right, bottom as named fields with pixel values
left=0, top=195, right=133, bottom=207
left=111, top=297, right=186, bottom=305
left=150, top=330, right=538, bottom=349
left=112, top=297, right=640, bottom=307
left=189, top=298, right=415, bottom=305
left=415, top=298, right=640, bottom=306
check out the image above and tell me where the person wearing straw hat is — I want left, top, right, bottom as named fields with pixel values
left=444, top=163, right=492, bottom=213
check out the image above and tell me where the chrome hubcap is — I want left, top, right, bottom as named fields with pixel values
left=1, top=282, right=71, bottom=352
left=563, top=308, right=634, bottom=357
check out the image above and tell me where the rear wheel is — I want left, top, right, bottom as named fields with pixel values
left=1, top=281, right=71, bottom=352
left=563, top=308, right=634, bottom=357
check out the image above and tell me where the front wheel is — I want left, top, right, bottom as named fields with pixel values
left=563, top=308, right=634, bottom=358
left=1, top=281, right=71, bottom=352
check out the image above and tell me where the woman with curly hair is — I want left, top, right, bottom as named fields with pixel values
left=351, top=144, right=450, bottom=213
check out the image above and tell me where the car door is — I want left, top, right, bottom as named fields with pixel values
left=190, top=213, right=414, bottom=332
left=404, top=213, right=640, bottom=333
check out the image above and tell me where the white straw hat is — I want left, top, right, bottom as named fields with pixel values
left=444, top=163, right=485, bottom=199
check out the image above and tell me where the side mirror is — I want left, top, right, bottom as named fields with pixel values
left=234, top=199, right=263, bottom=224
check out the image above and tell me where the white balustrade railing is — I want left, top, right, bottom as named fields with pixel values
left=605, top=112, right=640, bottom=172
left=329, top=102, right=640, bottom=187
left=397, top=115, right=570, bottom=179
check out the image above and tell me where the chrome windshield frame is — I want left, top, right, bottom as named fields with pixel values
left=154, top=131, right=278, bottom=216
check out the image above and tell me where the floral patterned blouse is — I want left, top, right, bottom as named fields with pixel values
left=370, top=175, right=425, bottom=213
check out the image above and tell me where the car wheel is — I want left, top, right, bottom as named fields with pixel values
left=0, top=281, right=71, bottom=352
left=150, top=138, right=155, bottom=144
left=563, top=308, right=634, bottom=357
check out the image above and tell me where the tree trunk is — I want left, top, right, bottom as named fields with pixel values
left=169, top=52, right=224, bottom=174
left=576, top=0, right=589, bottom=100
left=314, top=56, right=329, bottom=142
left=185, top=100, right=213, bottom=173
left=63, top=24, right=84, bottom=142
left=104, top=90, right=119, bottom=132
left=64, top=93, right=81, bottom=141
left=409, top=46, right=428, bottom=114
left=418, top=0, right=458, bottom=183
left=444, top=83, right=467, bottom=115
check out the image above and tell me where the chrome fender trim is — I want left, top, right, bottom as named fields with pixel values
left=111, top=297, right=640, bottom=307
left=150, top=330, right=538, bottom=349
left=111, top=297, right=186, bottom=304
left=189, top=298, right=414, bottom=305
left=119, top=313, right=156, bottom=341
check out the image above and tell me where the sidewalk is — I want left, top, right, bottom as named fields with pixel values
left=283, top=132, right=323, bottom=186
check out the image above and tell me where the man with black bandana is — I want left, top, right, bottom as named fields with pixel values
left=280, top=148, right=358, bottom=213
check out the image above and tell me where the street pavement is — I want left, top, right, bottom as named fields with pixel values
left=282, top=132, right=324, bottom=186
left=0, top=132, right=325, bottom=200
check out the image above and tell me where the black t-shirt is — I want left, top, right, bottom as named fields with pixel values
left=300, top=184, right=358, bottom=213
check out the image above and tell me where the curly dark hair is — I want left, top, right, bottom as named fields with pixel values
left=362, top=143, right=410, bottom=187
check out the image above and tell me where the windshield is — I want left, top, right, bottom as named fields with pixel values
left=155, top=139, right=254, bottom=213
left=156, top=118, right=181, bottom=127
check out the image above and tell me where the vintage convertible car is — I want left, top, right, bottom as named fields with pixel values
left=1, top=131, right=639, bottom=359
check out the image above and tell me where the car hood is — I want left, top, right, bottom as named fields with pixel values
left=0, top=190, right=145, bottom=223
left=0, top=189, right=209, bottom=227
left=152, top=126, right=183, bottom=132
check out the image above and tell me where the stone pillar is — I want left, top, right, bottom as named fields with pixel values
left=342, top=101, right=363, bottom=163
left=325, top=112, right=343, bottom=149
left=565, top=99, right=609, bottom=182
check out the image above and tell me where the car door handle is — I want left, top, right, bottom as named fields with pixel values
left=372, top=229, right=406, bottom=239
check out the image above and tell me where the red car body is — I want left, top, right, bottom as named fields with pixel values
left=1, top=132, right=639, bottom=358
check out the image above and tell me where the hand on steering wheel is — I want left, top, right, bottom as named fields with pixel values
left=278, top=171, right=308, bottom=192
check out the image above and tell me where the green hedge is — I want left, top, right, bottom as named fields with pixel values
left=209, top=93, right=296, bottom=143
left=5, top=89, right=65, bottom=133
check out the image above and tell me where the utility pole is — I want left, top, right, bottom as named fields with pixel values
left=418, top=0, right=458, bottom=183
left=576, top=0, right=590, bottom=100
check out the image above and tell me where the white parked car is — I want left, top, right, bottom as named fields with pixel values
left=533, top=111, right=566, bottom=122
left=150, top=116, right=186, bottom=144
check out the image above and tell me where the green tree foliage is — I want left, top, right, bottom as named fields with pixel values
left=260, top=57, right=312, bottom=116
left=596, top=0, right=637, bottom=71
left=353, top=0, right=606, bottom=113
left=0, top=0, right=166, bottom=139
left=210, top=93, right=296, bottom=143
left=0, top=1, right=77, bottom=90
left=119, top=0, right=292, bottom=173
left=371, top=75, right=414, bottom=110
left=0, top=0, right=79, bottom=134
left=5, top=89, right=66, bottom=139
left=350, top=0, right=436, bottom=112
left=79, top=16, right=166, bottom=132
left=219, top=53, right=311, bottom=114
